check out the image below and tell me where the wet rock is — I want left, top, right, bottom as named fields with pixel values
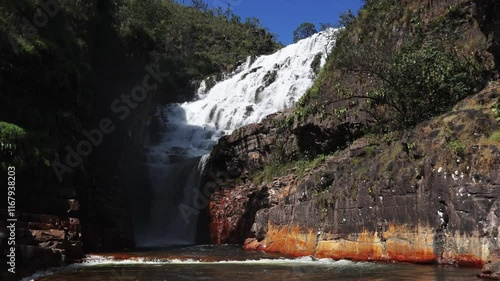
left=251, top=209, right=270, bottom=241
left=0, top=211, right=85, bottom=280
left=479, top=249, right=500, bottom=279
left=473, top=0, right=500, bottom=69
left=318, top=172, right=334, bottom=191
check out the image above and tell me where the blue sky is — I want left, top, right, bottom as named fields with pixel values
left=206, top=0, right=365, bottom=45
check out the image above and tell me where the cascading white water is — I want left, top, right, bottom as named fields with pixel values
left=185, top=29, right=337, bottom=132
left=139, top=29, right=337, bottom=247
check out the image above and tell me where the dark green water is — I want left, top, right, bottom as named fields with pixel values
left=28, top=245, right=482, bottom=281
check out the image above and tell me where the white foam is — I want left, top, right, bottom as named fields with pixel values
left=21, top=254, right=376, bottom=280
left=81, top=255, right=355, bottom=267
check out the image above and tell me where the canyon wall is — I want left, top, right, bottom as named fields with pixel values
left=473, top=0, right=500, bottom=68
left=202, top=83, right=500, bottom=267
left=200, top=2, right=500, bottom=272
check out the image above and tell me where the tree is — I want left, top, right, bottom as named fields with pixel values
left=366, top=43, right=482, bottom=128
left=319, top=22, right=333, bottom=31
left=293, top=22, right=317, bottom=43
left=332, top=33, right=483, bottom=129
left=337, top=9, right=355, bottom=28
left=191, top=0, right=208, bottom=11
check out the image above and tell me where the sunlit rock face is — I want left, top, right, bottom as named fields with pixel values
left=204, top=85, right=500, bottom=267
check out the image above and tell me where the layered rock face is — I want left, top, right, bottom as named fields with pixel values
left=200, top=1, right=500, bottom=272
left=0, top=205, right=84, bottom=280
left=481, top=249, right=500, bottom=279
left=202, top=85, right=500, bottom=267
left=200, top=108, right=362, bottom=244
left=473, top=0, right=500, bottom=68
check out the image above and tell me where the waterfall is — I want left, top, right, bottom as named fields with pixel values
left=184, top=29, right=337, bottom=132
left=138, top=29, right=337, bottom=247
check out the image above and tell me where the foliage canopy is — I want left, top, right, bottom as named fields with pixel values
left=293, top=22, right=317, bottom=43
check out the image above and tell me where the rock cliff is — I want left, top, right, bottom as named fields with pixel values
left=201, top=82, right=500, bottom=267
left=0, top=208, right=84, bottom=280
left=473, top=0, right=500, bottom=69
left=200, top=3, right=500, bottom=275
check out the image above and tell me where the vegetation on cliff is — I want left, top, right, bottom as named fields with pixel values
left=296, top=0, right=489, bottom=133
left=116, top=0, right=280, bottom=98
left=238, top=0, right=496, bottom=190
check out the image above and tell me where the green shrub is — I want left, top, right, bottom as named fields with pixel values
left=326, top=0, right=486, bottom=132
left=310, top=53, right=322, bottom=74
left=365, top=146, right=376, bottom=157
left=0, top=122, right=26, bottom=155
left=350, top=40, right=484, bottom=130
left=489, top=131, right=500, bottom=142
left=448, top=139, right=465, bottom=157
left=253, top=154, right=327, bottom=185
left=296, top=82, right=320, bottom=109
left=374, top=43, right=482, bottom=128
left=493, top=99, right=500, bottom=121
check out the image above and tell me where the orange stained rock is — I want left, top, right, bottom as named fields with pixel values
left=261, top=225, right=316, bottom=257
left=385, top=239, right=436, bottom=263
left=315, top=231, right=385, bottom=261
left=441, top=253, right=485, bottom=267
left=243, top=223, right=487, bottom=267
